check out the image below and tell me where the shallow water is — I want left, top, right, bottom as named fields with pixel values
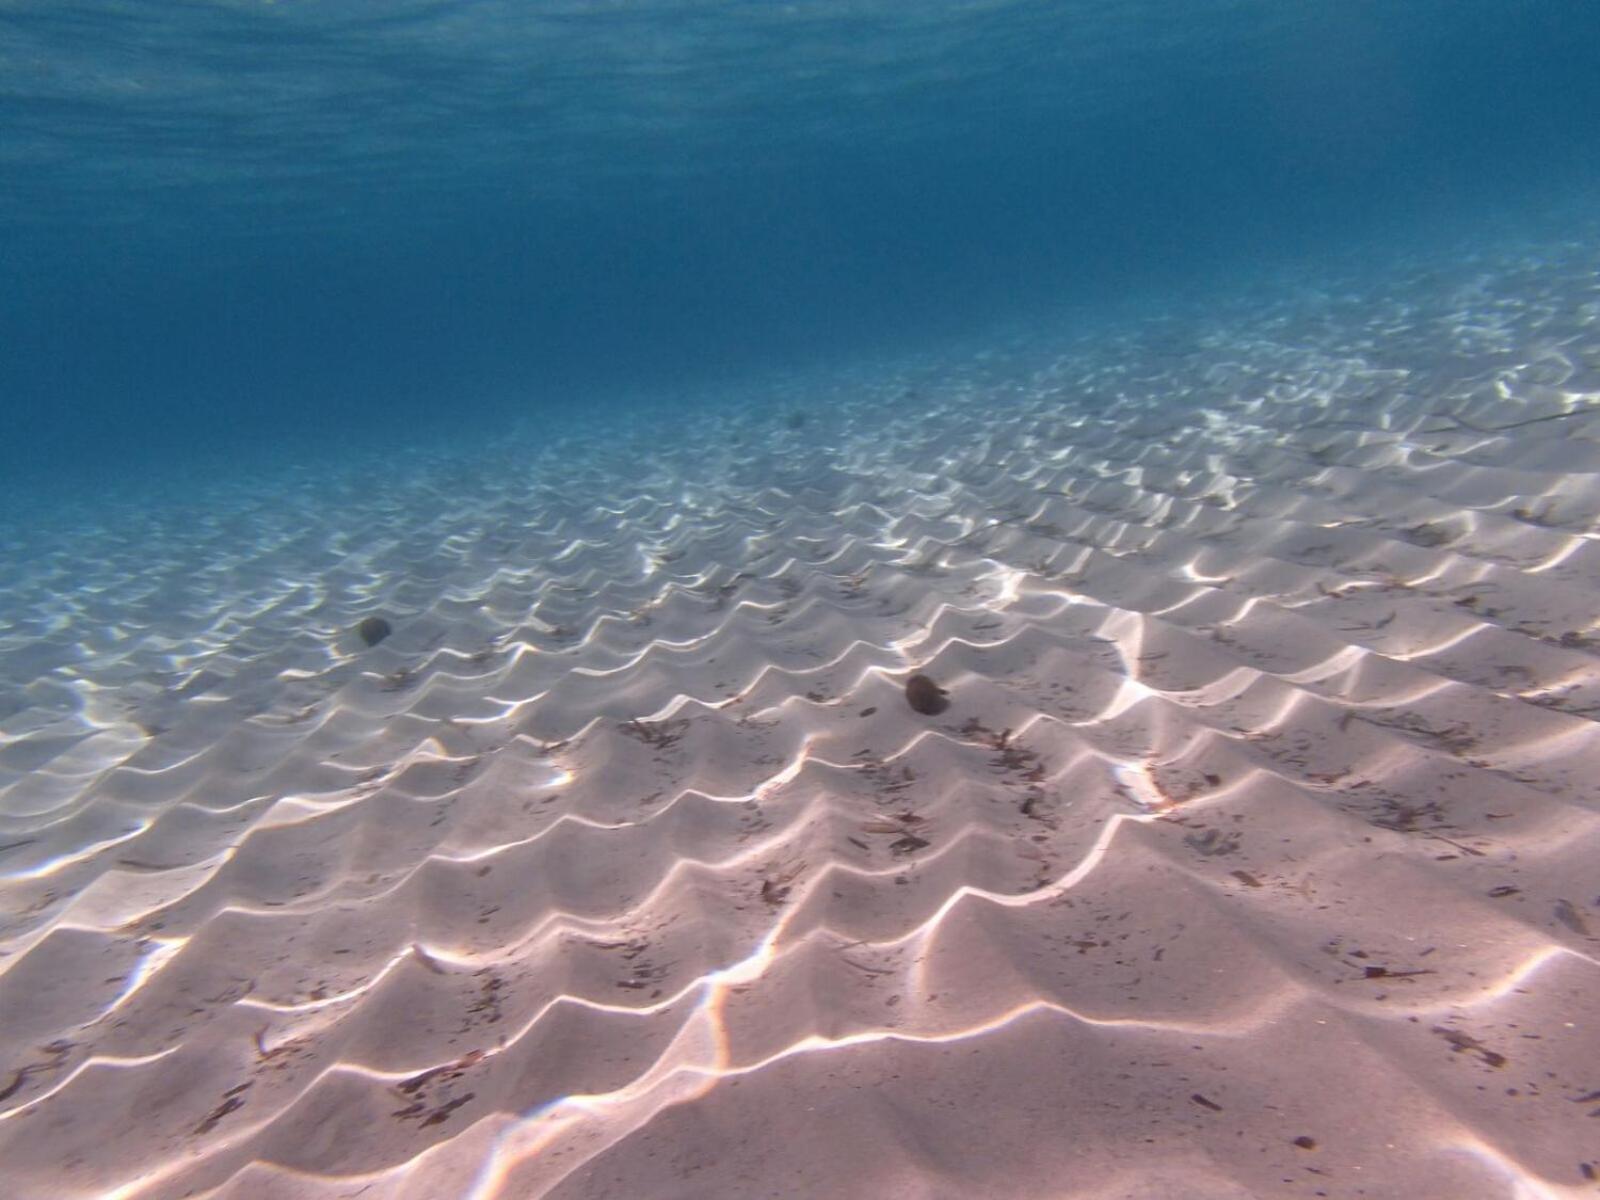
left=6, top=0, right=1600, bottom=490
left=4, top=4, right=1600, bottom=1198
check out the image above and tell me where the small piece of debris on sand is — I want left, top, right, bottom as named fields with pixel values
left=904, top=673, right=951, bottom=715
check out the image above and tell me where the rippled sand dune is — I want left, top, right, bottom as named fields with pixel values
left=3, top=245, right=1599, bottom=1199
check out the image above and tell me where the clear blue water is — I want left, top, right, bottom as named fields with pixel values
left=4, top=0, right=1600, bottom=495
left=7, top=9, right=1600, bottom=1190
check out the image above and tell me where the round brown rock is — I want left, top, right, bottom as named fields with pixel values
left=904, top=673, right=950, bottom=715
left=357, top=616, right=393, bottom=647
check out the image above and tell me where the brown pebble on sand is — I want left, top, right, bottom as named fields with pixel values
left=905, top=673, right=950, bottom=715
left=357, top=615, right=393, bottom=647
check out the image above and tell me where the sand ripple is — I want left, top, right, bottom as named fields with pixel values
left=2, top=241, right=1599, bottom=1198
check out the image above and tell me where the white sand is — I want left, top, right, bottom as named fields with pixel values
left=2, top=243, right=1599, bottom=1199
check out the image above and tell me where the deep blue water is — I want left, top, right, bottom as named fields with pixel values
left=4, top=0, right=1600, bottom=497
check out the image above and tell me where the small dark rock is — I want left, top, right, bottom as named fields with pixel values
left=1292, top=1136, right=1317, bottom=1150
left=889, top=833, right=931, bottom=856
left=357, top=616, right=393, bottom=647
left=904, top=673, right=950, bottom=715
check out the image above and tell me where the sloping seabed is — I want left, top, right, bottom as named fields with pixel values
left=2, top=235, right=1598, bottom=1200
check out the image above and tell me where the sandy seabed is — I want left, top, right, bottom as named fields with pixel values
left=3, top=240, right=1600, bottom=1200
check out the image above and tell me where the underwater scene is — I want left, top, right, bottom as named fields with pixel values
left=3, top=2, right=1600, bottom=1197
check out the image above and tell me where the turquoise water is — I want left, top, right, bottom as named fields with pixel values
left=5, top=9, right=1600, bottom=1192
left=3, top=0, right=1600, bottom=493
